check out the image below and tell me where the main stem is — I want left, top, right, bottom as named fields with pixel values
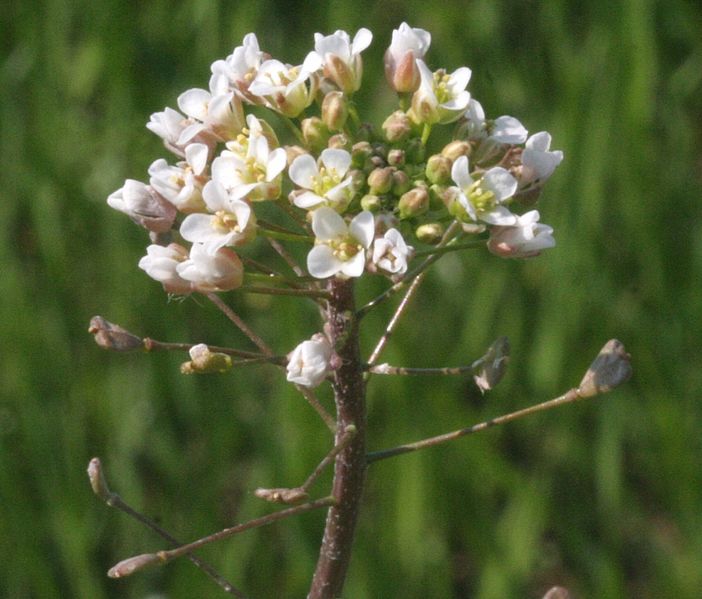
left=308, top=278, right=366, bottom=599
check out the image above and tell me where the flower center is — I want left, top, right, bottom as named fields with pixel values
left=468, top=179, right=496, bottom=213
left=212, top=210, right=242, bottom=233
left=329, top=235, right=362, bottom=261
left=433, top=70, right=452, bottom=104
left=311, top=166, right=341, bottom=197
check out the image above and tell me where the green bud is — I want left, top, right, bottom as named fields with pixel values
left=405, top=138, right=426, bottom=164
left=181, top=344, right=232, bottom=374
left=321, top=91, right=349, bottom=132
left=360, top=194, right=382, bottom=212
left=351, top=141, right=373, bottom=169
left=392, top=170, right=412, bottom=196
left=301, top=117, right=330, bottom=153
left=425, top=154, right=453, bottom=185
left=441, top=140, right=471, bottom=161
left=367, top=167, right=394, bottom=195
left=415, top=223, right=445, bottom=244
left=382, top=110, right=412, bottom=143
left=398, top=187, right=429, bottom=219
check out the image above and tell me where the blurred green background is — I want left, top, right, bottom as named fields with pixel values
left=2, top=0, right=701, bottom=597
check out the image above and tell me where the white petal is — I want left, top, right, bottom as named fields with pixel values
left=307, top=245, right=342, bottom=278
left=481, top=206, right=518, bottom=226
left=483, top=167, right=518, bottom=202
left=177, top=88, right=211, bottom=121
left=340, top=251, right=366, bottom=278
left=180, top=213, right=216, bottom=243
left=349, top=211, right=375, bottom=249
left=351, top=28, right=373, bottom=54
left=186, top=143, right=209, bottom=175
left=293, top=191, right=326, bottom=210
left=526, top=131, right=552, bottom=152
left=451, top=155, right=474, bottom=190
left=311, top=207, right=346, bottom=240
left=320, top=148, right=351, bottom=177
left=289, top=154, right=318, bottom=189
left=491, top=116, right=528, bottom=144
left=202, top=180, right=229, bottom=211
left=450, top=67, right=472, bottom=90
left=266, top=147, right=287, bottom=180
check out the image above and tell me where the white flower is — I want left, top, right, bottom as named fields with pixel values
left=519, top=132, right=564, bottom=186
left=138, top=243, right=192, bottom=294
left=450, top=155, right=518, bottom=225
left=313, top=28, right=372, bottom=93
left=371, top=228, right=413, bottom=275
left=107, top=179, right=176, bottom=233
left=148, top=143, right=209, bottom=213
left=461, top=100, right=527, bottom=144
left=384, top=22, right=431, bottom=93
left=209, top=33, right=267, bottom=98
left=289, top=148, right=354, bottom=210
left=177, top=88, right=245, bottom=144
left=487, top=210, right=555, bottom=258
left=410, top=60, right=471, bottom=125
left=307, top=207, right=374, bottom=278
left=248, top=55, right=321, bottom=117
left=175, top=243, right=244, bottom=292
left=180, top=181, right=255, bottom=254
left=286, top=334, right=332, bottom=388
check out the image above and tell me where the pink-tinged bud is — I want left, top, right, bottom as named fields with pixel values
left=542, top=588, right=572, bottom=599
left=577, top=339, right=632, bottom=398
left=387, top=148, right=405, bottom=167
left=367, top=167, right=395, bottom=195
left=321, top=91, right=349, bottom=131
left=301, top=118, right=330, bottom=154
left=88, top=316, right=143, bottom=352
left=425, top=154, right=453, bottom=185
left=138, top=243, right=192, bottom=294
left=415, top=222, right=445, bottom=244
left=325, top=54, right=357, bottom=94
left=398, top=186, right=429, bottom=219
left=176, top=245, right=244, bottom=293
left=385, top=48, right=422, bottom=93
left=441, top=140, right=471, bottom=161
left=108, top=553, right=162, bottom=578
left=382, top=110, right=412, bottom=143
left=327, top=133, right=350, bottom=150
left=107, top=180, right=176, bottom=233
left=180, top=343, right=232, bottom=374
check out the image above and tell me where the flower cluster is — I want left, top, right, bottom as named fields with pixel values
left=107, top=23, right=562, bottom=386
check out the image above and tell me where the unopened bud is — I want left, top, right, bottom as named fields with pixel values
left=107, top=181, right=176, bottom=233
left=425, top=154, right=453, bottom=185
left=351, top=141, right=373, bottom=169
left=471, top=336, right=510, bottom=393
left=367, top=167, right=394, bottom=195
left=108, top=553, right=163, bottom=579
left=398, top=187, right=429, bottom=219
left=321, top=91, right=349, bottom=131
left=327, top=133, right=350, bottom=150
left=542, top=587, right=572, bottom=599
left=441, top=140, right=471, bottom=162
left=361, top=194, right=383, bottom=212
left=391, top=169, right=411, bottom=196
left=577, top=339, right=632, bottom=398
left=404, top=138, right=425, bottom=163
left=87, top=457, right=112, bottom=501
left=382, top=110, right=412, bottom=143
left=254, top=486, right=310, bottom=505
left=384, top=48, right=422, bottom=93
left=387, top=148, right=405, bottom=167
left=301, top=117, right=330, bottom=153
left=180, top=343, right=232, bottom=374
left=88, top=316, right=143, bottom=352
left=415, top=223, right=444, bottom=244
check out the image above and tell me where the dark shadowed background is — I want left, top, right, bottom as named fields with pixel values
left=2, top=0, right=701, bottom=597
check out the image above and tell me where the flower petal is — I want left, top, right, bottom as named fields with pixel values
left=307, top=245, right=342, bottom=278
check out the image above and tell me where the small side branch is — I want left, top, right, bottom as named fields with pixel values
left=207, top=293, right=274, bottom=356
left=87, top=458, right=247, bottom=598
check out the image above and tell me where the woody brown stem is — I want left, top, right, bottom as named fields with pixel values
left=307, top=278, right=367, bottom=599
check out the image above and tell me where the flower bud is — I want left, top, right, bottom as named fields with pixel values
left=398, top=186, right=429, bottom=219
left=404, top=138, right=425, bottom=163
left=107, top=180, right=177, bottom=233
left=351, top=141, right=373, bottom=169
left=301, top=117, right=330, bottom=153
left=108, top=553, right=162, bottom=579
left=327, top=133, right=351, bottom=150
left=254, top=486, right=310, bottom=505
left=425, top=154, right=453, bottom=185
left=382, top=110, right=412, bottom=143
left=88, top=316, right=144, bottom=352
left=321, top=91, right=349, bottom=132
left=471, top=336, right=510, bottom=393
left=441, top=140, right=471, bottom=161
left=87, top=457, right=112, bottom=501
left=361, top=194, right=383, bottom=212
left=180, top=343, right=233, bottom=374
left=285, top=145, right=309, bottom=165
left=367, top=167, right=394, bottom=195
left=391, top=169, right=411, bottom=196
left=387, top=148, right=405, bottom=167
left=577, top=339, right=632, bottom=398
left=415, top=222, right=444, bottom=244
